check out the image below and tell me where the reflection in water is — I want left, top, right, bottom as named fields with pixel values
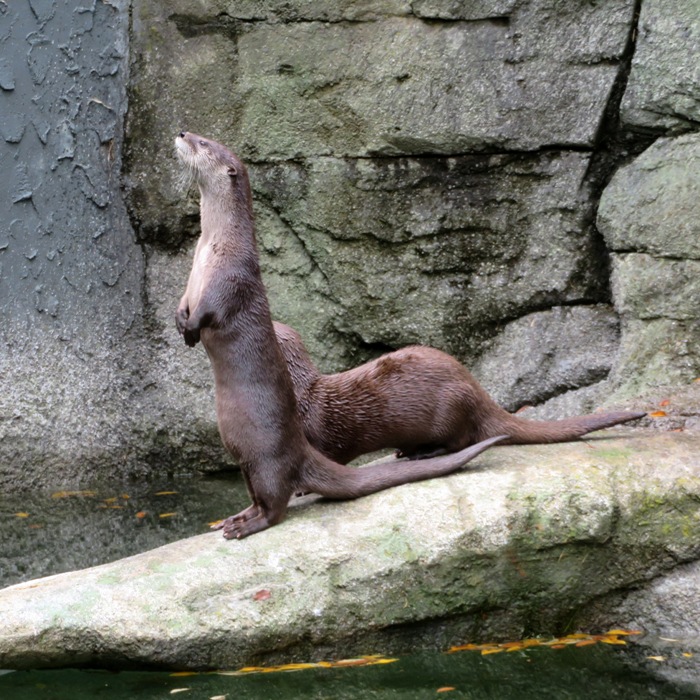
left=0, top=472, right=250, bottom=588
left=2, top=645, right=699, bottom=699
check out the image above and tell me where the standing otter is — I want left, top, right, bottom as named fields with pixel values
left=174, top=132, right=507, bottom=539
left=273, top=322, right=646, bottom=465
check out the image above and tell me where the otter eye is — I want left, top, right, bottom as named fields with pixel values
left=199, top=140, right=207, bottom=147
left=227, top=166, right=237, bottom=177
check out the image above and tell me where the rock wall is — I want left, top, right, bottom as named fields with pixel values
left=0, top=0, right=698, bottom=486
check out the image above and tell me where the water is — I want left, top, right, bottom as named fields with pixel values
left=0, top=472, right=250, bottom=588
left=1, top=475, right=698, bottom=698
left=1, top=644, right=698, bottom=699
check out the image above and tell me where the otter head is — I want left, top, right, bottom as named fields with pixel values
left=175, top=131, right=247, bottom=197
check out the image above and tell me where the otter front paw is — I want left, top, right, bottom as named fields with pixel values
left=175, top=307, right=189, bottom=336
left=183, top=323, right=201, bottom=348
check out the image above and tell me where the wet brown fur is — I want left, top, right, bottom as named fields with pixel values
left=174, top=132, right=507, bottom=539
left=274, top=322, right=646, bottom=465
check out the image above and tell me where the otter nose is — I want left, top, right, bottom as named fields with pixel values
left=178, top=131, right=186, bottom=138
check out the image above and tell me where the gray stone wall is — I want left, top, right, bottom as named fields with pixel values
left=1, top=0, right=698, bottom=487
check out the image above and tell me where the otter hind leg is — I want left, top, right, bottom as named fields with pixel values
left=220, top=476, right=291, bottom=539
left=221, top=506, right=285, bottom=539
left=210, top=503, right=259, bottom=530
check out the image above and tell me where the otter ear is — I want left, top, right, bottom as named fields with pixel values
left=227, top=165, right=238, bottom=177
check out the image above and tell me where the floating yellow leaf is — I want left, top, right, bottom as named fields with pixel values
left=15, top=512, right=30, bottom=518
left=437, top=688, right=456, bottom=693
left=159, top=512, right=177, bottom=519
left=135, top=511, right=147, bottom=519
left=121, top=494, right=130, bottom=500
left=575, top=640, right=598, bottom=647
left=683, top=653, right=694, bottom=658
left=481, top=648, right=504, bottom=655
left=606, top=629, right=641, bottom=636
left=170, top=672, right=199, bottom=677
left=210, top=696, right=227, bottom=700
left=170, top=689, right=190, bottom=694
left=649, top=411, right=667, bottom=418
left=218, top=655, right=397, bottom=676
left=156, top=491, right=178, bottom=496
left=51, top=490, right=97, bottom=499
left=647, top=656, right=666, bottom=662
left=103, top=497, right=118, bottom=504
left=600, top=637, right=626, bottom=645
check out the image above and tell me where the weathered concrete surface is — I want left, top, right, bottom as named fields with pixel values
left=0, top=431, right=698, bottom=671
left=0, top=0, right=151, bottom=489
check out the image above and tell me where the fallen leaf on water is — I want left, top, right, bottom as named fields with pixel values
left=606, top=629, right=641, bottom=636
left=51, top=490, right=97, bottom=499
left=549, top=644, right=567, bottom=650
left=210, top=695, right=227, bottom=700
left=135, top=511, right=147, bottom=519
left=159, top=512, right=177, bottom=519
left=437, top=688, right=456, bottom=693
left=600, top=637, right=626, bottom=645
left=14, top=512, right=30, bottom=518
left=647, top=656, right=666, bottom=662
left=499, top=641, right=525, bottom=650
left=103, top=497, right=118, bottom=504
left=156, top=491, right=178, bottom=496
left=683, top=653, right=694, bottom=658
left=121, top=494, right=130, bottom=500
left=659, top=399, right=670, bottom=407
left=170, top=672, right=199, bottom=677
left=253, top=589, right=271, bottom=601
left=575, top=640, right=598, bottom=647
left=217, top=655, right=397, bottom=676
left=481, top=648, right=504, bottom=655
left=649, top=411, right=667, bottom=418
left=170, top=689, right=190, bottom=694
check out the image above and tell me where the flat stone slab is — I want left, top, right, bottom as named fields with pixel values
left=0, top=431, right=698, bottom=670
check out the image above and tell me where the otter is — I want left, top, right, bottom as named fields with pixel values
left=273, top=321, right=646, bottom=465
left=174, top=131, right=507, bottom=539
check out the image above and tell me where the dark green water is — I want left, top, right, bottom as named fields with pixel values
left=1, top=645, right=698, bottom=699
left=2, top=475, right=698, bottom=698
left=0, top=473, right=250, bottom=588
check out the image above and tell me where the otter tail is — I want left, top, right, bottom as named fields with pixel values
left=302, top=434, right=508, bottom=500
left=491, top=410, right=646, bottom=445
